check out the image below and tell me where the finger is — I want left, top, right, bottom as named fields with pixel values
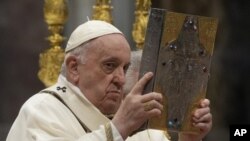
left=146, top=108, right=162, bottom=118
left=199, top=98, right=210, bottom=108
left=193, top=107, right=210, bottom=119
left=130, top=72, right=153, bottom=94
left=143, top=100, right=163, bottom=112
left=141, top=92, right=163, bottom=103
left=193, top=113, right=212, bottom=123
left=193, top=120, right=212, bottom=132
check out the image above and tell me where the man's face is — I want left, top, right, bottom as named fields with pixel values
left=77, top=34, right=131, bottom=115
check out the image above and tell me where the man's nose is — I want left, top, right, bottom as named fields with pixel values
left=113, top=67, right=126, bottom=86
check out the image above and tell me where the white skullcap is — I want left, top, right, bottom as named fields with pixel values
left=65, top=20, right=123, bottom=53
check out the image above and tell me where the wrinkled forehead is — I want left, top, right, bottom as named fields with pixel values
left=87, top=34, right=131, bottom=62
left=90, top=34, right=130, bottom=51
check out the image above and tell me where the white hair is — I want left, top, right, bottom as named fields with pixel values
left=123, top=49, right=143, bottom=94
left=60, top=41, right=93, bottom=76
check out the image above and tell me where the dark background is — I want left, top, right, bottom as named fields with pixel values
left=0, top=0, right=250, bottom=141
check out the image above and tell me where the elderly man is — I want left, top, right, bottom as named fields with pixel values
left=7, top=20, right=212, bottom=141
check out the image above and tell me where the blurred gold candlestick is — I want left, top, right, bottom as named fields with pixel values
left=132, top=0, right=151, bottom=49
left=38, top=0, right=68, bottom=87
left=92, top=0, right=113, bottom=23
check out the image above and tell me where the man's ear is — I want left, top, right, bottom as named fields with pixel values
left=65, top=56, right=79, bottom=84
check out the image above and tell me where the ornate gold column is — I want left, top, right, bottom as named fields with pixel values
left=92, top=0, right=113, bottom=23
left=38, top=0, right=68, bottom=87
left=132, top=0, right=151, bottom=49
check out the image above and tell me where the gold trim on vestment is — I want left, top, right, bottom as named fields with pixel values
left=105, top=122, right=114, bottom=141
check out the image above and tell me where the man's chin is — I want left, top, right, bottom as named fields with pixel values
left=101, top=103, right=120, bottom=115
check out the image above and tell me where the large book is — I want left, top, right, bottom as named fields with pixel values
left=139, top=8, right=218, bottom=133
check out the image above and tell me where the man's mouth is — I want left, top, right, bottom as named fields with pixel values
left=107, top=90, right=122, bottom=101
left=108, top=90, right=121, bottom=94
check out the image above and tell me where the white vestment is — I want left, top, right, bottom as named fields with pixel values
left=6, top=75, right=169, bottom=141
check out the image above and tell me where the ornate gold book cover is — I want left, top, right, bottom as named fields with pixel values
left=139, top=8, right=218, bottom=133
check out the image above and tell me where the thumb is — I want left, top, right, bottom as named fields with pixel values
left=130, top=72, right=153, bottom=95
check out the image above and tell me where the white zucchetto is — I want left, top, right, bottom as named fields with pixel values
left=65, top=20, right=123, bottom=53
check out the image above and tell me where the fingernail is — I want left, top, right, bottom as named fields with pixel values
left=147, top=72, right=153, bottom=77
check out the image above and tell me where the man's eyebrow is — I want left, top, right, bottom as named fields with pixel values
left=102, top=56, right=127, bottom=63
left=102, top=56, right=131, bottom=66
left=102, top=56, right=119, bottom=61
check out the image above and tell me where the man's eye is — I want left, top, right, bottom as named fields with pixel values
left=103, top=62, right=117, bottom=72
left=105, top=63, right=115, bottom=69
